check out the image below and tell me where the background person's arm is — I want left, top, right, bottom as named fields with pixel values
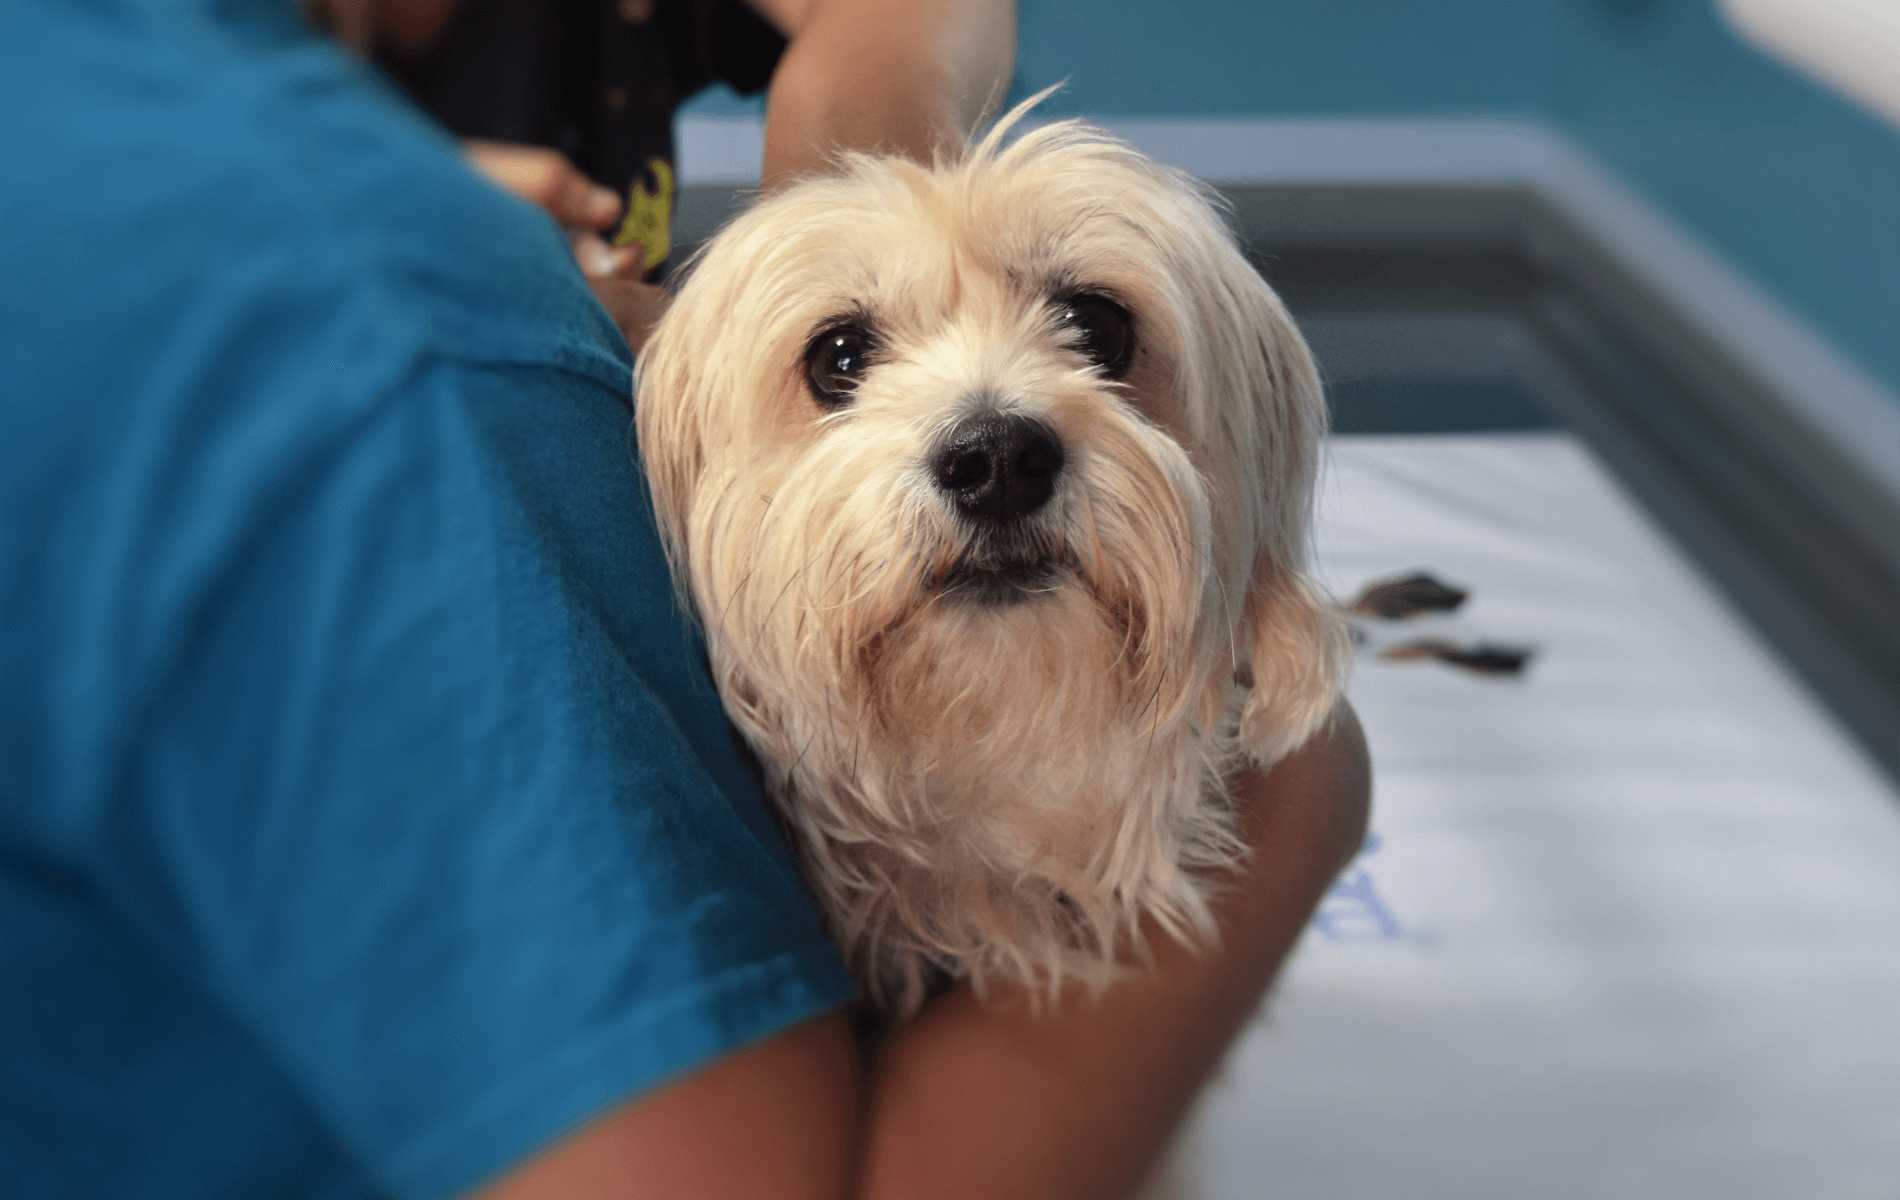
left=746, top=0, right=1017, bottom=191
left=473, top=704, right=1372, bottom=1200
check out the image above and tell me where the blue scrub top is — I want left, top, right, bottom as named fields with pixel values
left=0, top=2, right=854, bottom=1198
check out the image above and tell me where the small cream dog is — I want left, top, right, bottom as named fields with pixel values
left=636, top=101, right=1347, bottom=1016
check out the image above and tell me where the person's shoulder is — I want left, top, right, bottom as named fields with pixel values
left=264, top=64, right=631, bottom=386
left=0, top=0, right=635, bottom=563
left=1, top=0, right=627, bottom=392
left=0, top=1, right=637, bottom=800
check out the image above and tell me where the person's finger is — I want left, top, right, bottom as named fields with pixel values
left=464, top=140, right=621, bottom=230
left=569, top=231, right=645, bottom=280
left=552, top=170, right=622, bottom=231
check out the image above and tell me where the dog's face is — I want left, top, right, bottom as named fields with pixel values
left=638, top=119, right=1342, bottom=1007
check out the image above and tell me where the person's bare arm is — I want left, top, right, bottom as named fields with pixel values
left=473, top=703, right=1371, bottom=1200
left=475, top=1011, right=865, bottom=1200
left=745, top=0, right=1017, bottom=190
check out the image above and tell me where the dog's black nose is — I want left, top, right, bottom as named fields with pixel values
left=932, top=413, right=1064, bottom=523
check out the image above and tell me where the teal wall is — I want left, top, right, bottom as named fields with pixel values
left=1533, top=1, right=1900, bottom=399
left=1016, top=0, right=1541, bottom=116
left=688, top=0, right=1900, bottom=399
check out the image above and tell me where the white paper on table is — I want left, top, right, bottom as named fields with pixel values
left=1166, top=432, right=1900, bottom=1200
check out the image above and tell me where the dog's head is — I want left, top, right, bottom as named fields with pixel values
left=636, top=108, right=1344, bottom=1002
left=641, top=108, right=1337, bottom=738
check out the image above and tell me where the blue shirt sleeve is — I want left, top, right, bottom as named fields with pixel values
left=114, top=352, right=853, bottom=1199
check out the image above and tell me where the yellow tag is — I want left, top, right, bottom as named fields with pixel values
left=613, top=156, right=672, bottom=270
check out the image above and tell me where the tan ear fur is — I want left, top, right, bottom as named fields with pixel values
left=1218, top=243, right=1349, bottom=766
left=1238, top=564, right=1351, bottom=766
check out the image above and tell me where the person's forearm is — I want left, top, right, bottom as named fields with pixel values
left=748, top=0, right=1016, bottom=191
left=856, top=705, right=1372, bottom=1199
left=473, top=706, right=1368, bottom=1200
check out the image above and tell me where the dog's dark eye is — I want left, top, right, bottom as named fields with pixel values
left=1057, top=293, right=1134, bottom=379
left=805, top=324, right=877, bottom=407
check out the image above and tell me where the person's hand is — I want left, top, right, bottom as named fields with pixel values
left=462, top=139, right=671, bottom=352
left=463, top=139, right=627, bottom=247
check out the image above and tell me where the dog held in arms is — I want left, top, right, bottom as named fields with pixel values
left=635, top=99, right=1348, bottom=1018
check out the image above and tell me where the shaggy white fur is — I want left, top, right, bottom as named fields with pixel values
left=636, top=99, right=1349, bottom=1016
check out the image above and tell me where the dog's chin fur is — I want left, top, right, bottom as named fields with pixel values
left=637, top=98, right=1350, bottom=1017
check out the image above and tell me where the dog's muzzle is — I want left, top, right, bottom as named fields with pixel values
left=929, top=413, right=1067, bottom=607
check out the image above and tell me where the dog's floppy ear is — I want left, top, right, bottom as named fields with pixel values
left=1223, top=276, right=1351, bottom=766
left=1239, top=562, right=1351, bottom=766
